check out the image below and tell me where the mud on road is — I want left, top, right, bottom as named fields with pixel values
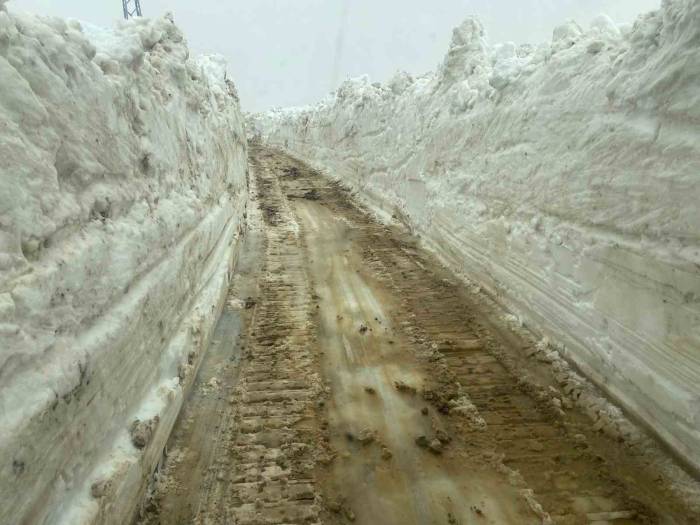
left=137, top=144, right=700, bottom=525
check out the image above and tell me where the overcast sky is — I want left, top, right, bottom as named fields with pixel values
left=9, top=0, right=659, bottom=112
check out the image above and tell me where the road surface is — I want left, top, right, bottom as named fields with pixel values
left=136, top=144, right=698, bottom=525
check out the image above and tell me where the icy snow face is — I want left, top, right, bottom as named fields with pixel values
left=0, top=10, right=247, bottom=524
left=252, top=0, right=700, bottom=473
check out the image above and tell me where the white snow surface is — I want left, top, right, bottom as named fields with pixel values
left=0, top=6, right=247, bottom=524
left=251, top=0, right=700, bottom=473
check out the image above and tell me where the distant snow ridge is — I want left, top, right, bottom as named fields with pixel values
left=0, top=6, right=247, bottom=524
left=251, top=0, right=700, bottom=473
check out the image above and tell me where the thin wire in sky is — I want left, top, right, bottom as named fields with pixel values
left=330, top=0, right=349, bottom=92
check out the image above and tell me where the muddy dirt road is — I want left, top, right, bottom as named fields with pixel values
left=137, top=145, right=700, bottom=524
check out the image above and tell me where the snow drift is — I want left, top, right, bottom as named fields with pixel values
left=0, top=5, right=247, bottom=524
left=251, top=0, right=700, bottom=473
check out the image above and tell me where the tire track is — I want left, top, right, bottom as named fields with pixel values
left=195, top=150, right=323, bottom=525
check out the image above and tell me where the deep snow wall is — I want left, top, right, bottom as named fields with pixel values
left=0, top=6, right=247, bottom=524
left=252, top=0, right=700, bottom=473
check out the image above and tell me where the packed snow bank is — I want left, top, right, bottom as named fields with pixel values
left=251, top=0, right=700, bottom=473
left=0, top=6, right=247, bottom=524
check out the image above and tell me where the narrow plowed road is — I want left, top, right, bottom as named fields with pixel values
left=137, top=145, right=700, bottom=525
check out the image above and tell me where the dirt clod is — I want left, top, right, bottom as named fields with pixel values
left=130, top=417, right=158, bottom=449
left=394, top=380, right=417, bottom=395
left=283, top=166, right=300, bottom=178
left=415, top=435, right=430, bottom=448
left=435, top=429, right=451, bottom=444
left=428, top=439, right=444, bottom=454
left=302, top=189, right=321, bottom=200
left=91, top=479, right=112, bottom=499
left=357, top=428, right=376, bottom=445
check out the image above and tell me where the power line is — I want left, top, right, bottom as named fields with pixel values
left=330, top=0, right=349, bottom=92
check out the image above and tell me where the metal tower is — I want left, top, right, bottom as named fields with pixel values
left=122, top=0, right=142, bottom=20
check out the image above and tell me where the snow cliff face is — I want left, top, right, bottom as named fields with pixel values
left=0, top=7, right=247, bottom=524
left=251, top=0, right=700, bottom=473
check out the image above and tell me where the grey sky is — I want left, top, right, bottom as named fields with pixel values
left=10, top=0, right=659, bottom=112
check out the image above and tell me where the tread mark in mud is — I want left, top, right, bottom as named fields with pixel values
left=194, top=151, right=323, bottom=525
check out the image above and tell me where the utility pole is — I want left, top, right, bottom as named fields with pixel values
left=122, top=0, right=142, bottom=20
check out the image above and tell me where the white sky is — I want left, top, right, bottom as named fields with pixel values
left=9, top=0, right=660, bottom=112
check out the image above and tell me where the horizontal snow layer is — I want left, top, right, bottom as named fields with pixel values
left=251, top=0, right=700, bottom=473
left=0, top=8, right=247, bottom=524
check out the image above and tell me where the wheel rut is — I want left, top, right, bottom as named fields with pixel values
left=194, top=151, right=324, bottom=524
